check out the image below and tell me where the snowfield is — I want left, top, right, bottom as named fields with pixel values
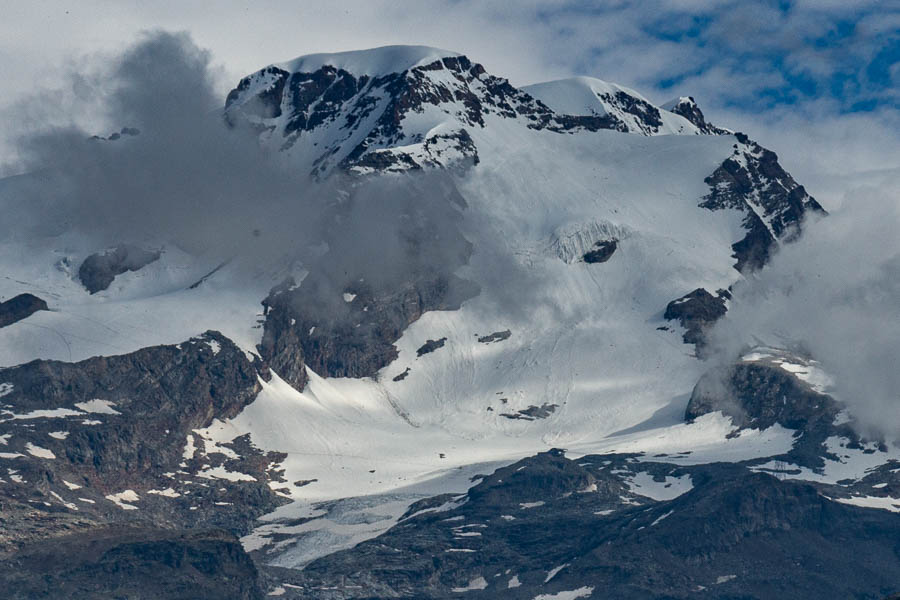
left=1, top=45, right=892, bottom=571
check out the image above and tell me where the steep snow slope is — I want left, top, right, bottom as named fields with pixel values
left=523, top=77, right=699, bottom=135
left=1, top=46, right=876, bottom=572
left=375, top=124, right=743, bottom=442
left=197, top=117, right=799, bottom=564
left=0, top=238, right=275, bottom=366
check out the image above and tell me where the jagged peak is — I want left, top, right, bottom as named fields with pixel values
left=661, top=95, right=728, bottom=135
left=661, top=95, right=698, bottom=112
left=273, top=44, right=462, bottom=77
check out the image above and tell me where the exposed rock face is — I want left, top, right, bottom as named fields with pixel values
left=226, top=53, right=709, bottom=178
left=0, top=293, right=48, bottom=328
left=416, top=337, right=447, bottom=357
left=663, top=96, right=727, bottom=135
left=686, top=361, right=840, bottom=432
left=257, top=178, right=478, bottom=388
left=289, top=450, right=643, bottom=598
left=277, top=450, right=900, bottom=599
left=663, top=287, right=729, bottom=349
left=500, top=403, right=558, bottom=421
left=225, top=54, right=554, bottom=176
left=90, top=126, right=141, bottom=142
left=0, top=527, right=263, bottom=600
left=596, top=90, right=663, bottom=134
left=579, top=472, right=900, bottom=600
left=78, top=244, right=161, bottom=293
left=260, top=270, right=476, bottom=387
left=477, top=330, right=511, bottom=344
left=701, top=132, right=826, bottom=272
left=582, top=239, right=617, bottom=263
left=0, top=332, right=287, bottom=550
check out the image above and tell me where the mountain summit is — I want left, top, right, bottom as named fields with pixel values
left=1, top=43, right=888, bottom=600
left=224, top=45, right=724, bottom=177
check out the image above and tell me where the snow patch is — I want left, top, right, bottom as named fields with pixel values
left=74, top=399, right=121, bottom=415
left=197, top=465, right=256, bottom=482
left=532, top=586, right=594, bottom=600
left=25, top=443, right=56, bottom=459
left=832, top=495, right=900, bottom=512
left=651, top=510, right=674, bottom=526
left=626, top=472, right=692, bottom=501
left=545, top=563, right=569, bottom=583
left=4, top=408, right=83, bottom=420
left=452, top=576, right=488, bottom=592
left=106, top=489, right=140, bottom=510
left=49, top=490, right=79, bottom=511
left=146, top=487, right=181, bottom=498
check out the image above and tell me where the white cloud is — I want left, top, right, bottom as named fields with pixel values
left=709, top=173, right=900, bottom=438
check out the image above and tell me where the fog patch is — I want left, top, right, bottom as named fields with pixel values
left=0, top=31, right=477, bottom=302
left=708, top=174, right=900, bottom=438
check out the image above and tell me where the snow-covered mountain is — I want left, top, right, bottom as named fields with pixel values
left=223, top=45, right=713, bottom=177
left=0, top=45, right=895, bottom=599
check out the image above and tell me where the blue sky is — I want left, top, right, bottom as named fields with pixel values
left=562, top=1, right=900, bottom=115
left=1, top=0, right=897, bottom=206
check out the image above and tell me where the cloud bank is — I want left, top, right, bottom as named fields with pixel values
left=709, top=174, right=900, bottom=438
left=1, top=31, right=473, bottom=302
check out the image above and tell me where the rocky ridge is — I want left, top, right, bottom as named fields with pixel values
left=0, top=332, right=288, bottom=553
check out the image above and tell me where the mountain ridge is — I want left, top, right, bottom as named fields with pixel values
left=1, top=43, right=895, bottom=600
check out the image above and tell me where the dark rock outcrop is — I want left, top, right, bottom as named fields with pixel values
left=278, top=450, right=900, bottom=599
left=0, top=332, right=287, bottom=549
left=0, top=527, right=263, bottom=600
left=260, top=271, right=476, bottom=387
left=701, top=133, right=826, bottom=273
left=226, top=55, right=549, bottom=176
left=663, top=96, right=727, bottom=135
left=663, top=288, right=729, bottom=349
left=0, top=331, right=258, bottom=486
left=500, top=403, right=558, bottom=421
left=90, top=126, right=141, bottom=142
left=597, top=90, right=663, bottom=134
left=0, top=293, right=48, bottom=328
left=477, top=330, right=511, bottom=344
left=416, top=337, right=447, bottom=357
left=257, top=178, right=478, bottom=388
left=78, top=244, right=161, bottom=293
left=686, top=361, right=840, bottom=432
left=582, top=239, right=617, bottom=263
left=225, top=53, right=710, bottom=177
left=392, top=367, right=411, bottom=382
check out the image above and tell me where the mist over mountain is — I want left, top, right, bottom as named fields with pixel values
left=1, top=30, right=898, bottom=600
